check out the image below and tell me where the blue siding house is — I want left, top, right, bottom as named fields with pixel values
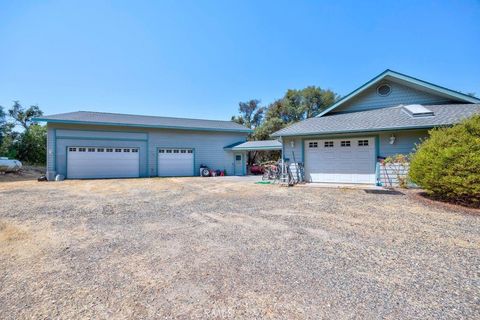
left=272, top=70, right=480, bottom=185
left=34, top=112, right=252, bottom=180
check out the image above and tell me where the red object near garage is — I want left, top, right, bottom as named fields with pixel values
left=249, top=164, right=264, bottom=175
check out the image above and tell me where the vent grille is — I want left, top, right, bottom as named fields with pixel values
left=377, top=84, right=392, bottom=96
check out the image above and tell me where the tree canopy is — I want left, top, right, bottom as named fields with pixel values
left=0, top=102, right=46, bottom=164
left=231, top=86, right=339, bottom=165
left=231, top=99, right=265, bottom=130
left=8, top=101, right=43, bottom=130
left=232, top=86, right=339, bottom=141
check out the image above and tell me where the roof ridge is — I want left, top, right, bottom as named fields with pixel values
left=319, top=103, right=480, bottom=117
left=75, top=110, right=237, bottom=123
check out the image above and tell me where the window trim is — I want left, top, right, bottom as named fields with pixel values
left=358, top=139, right=369, bottom=147
left=340, top=140, right=351, bottom=147
left=324, top=141, right=334, bottom=148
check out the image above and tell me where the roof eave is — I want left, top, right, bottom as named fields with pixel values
left=32, top=118, right=253, bottom=133
left=272, top=124, right=449, bottom=138
left=230, top=146, right=282, bottom=151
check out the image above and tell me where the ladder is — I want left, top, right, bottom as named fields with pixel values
left=279, top=161, right=293, bottom=186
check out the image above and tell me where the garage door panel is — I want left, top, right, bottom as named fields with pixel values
left=67, top=147, right=139, bottom=179
left=158, top=148, right=194, bottom=177
left=304, top=138, right=375, bottom=184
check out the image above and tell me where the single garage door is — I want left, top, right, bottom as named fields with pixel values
left=67, top=147, right=140, bottom=179
left=304, top=138, right=375, bottom=184
left=158, top=148, right=194, bottom=176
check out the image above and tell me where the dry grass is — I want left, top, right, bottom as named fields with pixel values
left=0, top=177, right=479, bottom=319
left=0, top=220, right=28, bottom=242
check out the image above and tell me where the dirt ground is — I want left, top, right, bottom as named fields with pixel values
left=0, top=177, right=479, bottom=319
left=0, top=166, right=45, bottom=182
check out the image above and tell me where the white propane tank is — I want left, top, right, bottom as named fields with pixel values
left=0, top=157, right=22, bottom=172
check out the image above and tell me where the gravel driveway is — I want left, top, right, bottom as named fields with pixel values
left=0, top=177, right=479, bottom=319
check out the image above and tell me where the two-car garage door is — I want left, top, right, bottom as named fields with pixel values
left=304, top=137, right=376, bottom=184
left=67, top=147, right=140, bottom=179
left=66, top=146, right=195, bottom=179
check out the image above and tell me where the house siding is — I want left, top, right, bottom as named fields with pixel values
left=147, top=129, right=247, bottom=177
left=47, top=126, right=56, bottom=173
left=377, top=130, right=428, bottom=186
left=378, top=130, right=428, bottom=157
left=46, top=123, right=248, bottom=179
left=282, top=137, right=303, bottom=163
left=333, top=81, right=454, bottom=114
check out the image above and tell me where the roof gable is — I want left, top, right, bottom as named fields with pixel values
left=318, top=70, right=480, bottom=116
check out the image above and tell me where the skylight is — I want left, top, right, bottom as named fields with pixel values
left=402, top=104, right=435, bottom=117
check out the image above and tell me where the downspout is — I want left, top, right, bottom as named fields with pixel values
left=280, top=136, right=284, bottom=177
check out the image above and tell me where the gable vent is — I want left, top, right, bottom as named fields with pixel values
left=402, top=104, right=435, bottom=117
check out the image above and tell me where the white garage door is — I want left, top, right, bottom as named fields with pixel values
left=67, top=147, right=140, bottom=179
left=158, top=148, right=194, bottom=177
left=304, top=138, right=376, bottom=184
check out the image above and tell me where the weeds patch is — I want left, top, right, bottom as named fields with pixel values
left=0, top=220, right=28, bottom=242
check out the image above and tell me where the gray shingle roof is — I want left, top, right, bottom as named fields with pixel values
left=271, top=104, right=480, bottom=137
left=226, top=140, right=282, bottom=151
left=34, top=111, right=252, bottom=133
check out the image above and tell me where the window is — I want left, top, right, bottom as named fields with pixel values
left=166, top=149, right=172, bottom=153
left=236, top=155, right=242, bottom=161
left=88, top=148, right=95, bottom=152
left=79, top=148, right=86, bottom=152
left=324, top=141, right=334, bottom=148
left=340, top=140, right=351, bottom=147
left=123, top=148, right=130, bottom=152
left=180, top=150, right=186, bottom=153
left=69, top=147, right=77, bottom=152
left=173, top=149, right=179, bottom=153
left=159, top=149, right=165, bottom=153
left=358, top=140, right=369, bottom=146
left=308, top=142, right=318, bottom=148
left=187, top=150, right=193, bottom=153
left=97, top=148, right=104, bottom=152
left=132, top=149, right=138, bottom=153
left=106, top=148, right=113, bottom=152
left=115, top=148, right=122, bottom=152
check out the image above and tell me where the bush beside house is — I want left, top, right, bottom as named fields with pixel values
left=409, top=115, right=480, bottom=207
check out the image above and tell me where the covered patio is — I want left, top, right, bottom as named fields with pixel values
left=224, top=140, right=282, bottom=175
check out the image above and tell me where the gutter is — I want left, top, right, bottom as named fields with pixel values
left=32, top=118, right=253, bottom=134
left=271, top=124, right=446, bottom=138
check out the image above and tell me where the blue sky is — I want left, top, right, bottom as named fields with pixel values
left=0, top=0, right=479, bottom=120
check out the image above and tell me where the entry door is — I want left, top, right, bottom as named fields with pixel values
left=234, top=154, right=243, bottom=176
left=67, top=147, right=140, bottom=179
left=304, top=138, right=375, bottom=184
left=158, top=148, right=194, bottom=176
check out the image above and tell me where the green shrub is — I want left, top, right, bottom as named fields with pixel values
left=409, top=115, right=480, bottom=206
